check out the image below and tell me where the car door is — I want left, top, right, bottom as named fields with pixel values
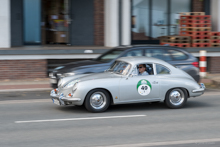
left=119, top=63, right=160, bottom=102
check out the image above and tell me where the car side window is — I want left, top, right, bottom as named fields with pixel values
left=145, top=49, right=172, bottom=61
left=169, top=50, right=188, bottom=60
left=132, top=63, right=154, bottom=76
left=156, top=64, right=170, bottom=75
left=123, top=49, right=143, bottom=57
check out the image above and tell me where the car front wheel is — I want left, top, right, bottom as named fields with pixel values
left=84, top=89, right=110, bottom=113
left=165, top=88, right=187, bottom=109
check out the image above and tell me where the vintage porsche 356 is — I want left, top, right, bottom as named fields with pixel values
left=50, top=57, right=205, bottom=112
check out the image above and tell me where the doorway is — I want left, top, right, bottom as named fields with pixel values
left=41, top=0, right=70, bottom=45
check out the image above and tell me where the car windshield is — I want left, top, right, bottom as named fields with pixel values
left=108, top=61, right=131, bottom=75
left=95, top=49, right=124, bottom=63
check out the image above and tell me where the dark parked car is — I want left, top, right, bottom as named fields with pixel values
left=49, top=45, right=200, bottom=88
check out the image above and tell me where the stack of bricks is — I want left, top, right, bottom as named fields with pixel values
left=179, top=12, right=211, bottom=47
left=210, top=32, right=220, bottom=47
left=160, top=36, right=191, bottom=47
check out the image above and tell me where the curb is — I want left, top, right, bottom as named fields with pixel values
left=0, top=88, right=52, bottom=93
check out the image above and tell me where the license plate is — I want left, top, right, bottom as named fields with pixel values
left=50, top=79, right=57, bottom=84
left=200, top=83, right=205, bottom=89
left=52, top=99, right=60, bottom=105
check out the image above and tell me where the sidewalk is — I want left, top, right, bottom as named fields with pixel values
left=0, top=78, right=52, bottom=92
left=0, top=74, right=219, bottom=92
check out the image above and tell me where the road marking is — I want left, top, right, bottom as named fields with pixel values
left=0, top=99, right=50, bottom=105
left=15, top=115, right=146, bottom=124
left=101, top=138, right=220, bottom=147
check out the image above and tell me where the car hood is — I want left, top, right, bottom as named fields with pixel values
left=79, top=72, right=121, bottom=82
left=59, top=72, right=121, bottom=89
left=54, top=60, right=110, bottom=73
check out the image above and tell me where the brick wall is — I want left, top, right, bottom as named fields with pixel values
left=0, top=60, right=47, bottom=79
left=94, top=0, right=104, bottom=46
left=208, top=57, right=220, bottom=73
left=192, top=0, right=204, bottom=12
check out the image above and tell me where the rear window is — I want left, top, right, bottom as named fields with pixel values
left=156, top=64, right=170, bottom=75
left=169, top=50, right=188, bottom=60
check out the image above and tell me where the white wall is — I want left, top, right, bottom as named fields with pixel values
left=211, top=0, right=220, bottom=31
left=105, top=0, right=119, bottom=47
left=0, top=0, right=10, bottom=48
left=122, top=0, right=131, bottom=45
left=105, top=0, right=131, bottom=47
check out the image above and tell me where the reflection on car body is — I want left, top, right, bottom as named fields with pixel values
left=50, top=56, right=205, bottom=113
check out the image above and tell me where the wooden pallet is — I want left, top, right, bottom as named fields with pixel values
left=180, top=27, right=211, bottom=32
left=179, top=12, right=205, bottom=16
left=161, top=36, right=191, bottom=41
left=211, top=36, right=220, bottom=39
left=210, top=43, right=220, bottom=47
left=161, top=40, right=190, bottom=43
left=160, top=43, right=190, bottom=47
left=192, top=39, right=210, bottom=43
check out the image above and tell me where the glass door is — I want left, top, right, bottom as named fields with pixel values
left=131, top=0, right=191, bottom=44
left=131, top=0, right=150, bottom=44
left=41, top=0, right=70, bottom=45
left=24, top=0, right=41, bottom=44
left=151, top=0, right=168, bottom=40
left=170, top=0, right=191, bottom=35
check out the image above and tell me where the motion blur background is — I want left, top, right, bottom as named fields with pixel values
left=0, top=0, right=219, bottom=81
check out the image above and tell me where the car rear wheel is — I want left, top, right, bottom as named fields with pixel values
left=84, top=89, right=110, bottom=113
left=165, top=88, right=187, bottom=109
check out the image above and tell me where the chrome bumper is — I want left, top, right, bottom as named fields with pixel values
left=50, top=89, right=81, bottom=105
left=192, top=83, right=206, bottom=93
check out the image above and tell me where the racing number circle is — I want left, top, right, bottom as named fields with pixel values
left=137, top=80, right=152, bottom=96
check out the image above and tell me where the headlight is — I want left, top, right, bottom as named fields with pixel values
left=63, top=79, right=80, bottom=89
left=64, top=72, right=75, bottom=77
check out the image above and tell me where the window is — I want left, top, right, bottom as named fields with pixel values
left=156, top=64, right=170, bottom=74
left=145, top=49, right=172, bottom=61
left=132, top=63, right=154, bottom=75
left=95, top=49, right=124, bottom=62
left=123, top=49, right=143, bottom=57
left=109, top=61, right=131, bottom=75
left=169, top=50, right=188, bottom=60
left=131, top=0, right=191, bottom=44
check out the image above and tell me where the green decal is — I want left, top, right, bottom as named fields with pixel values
left=137, top=79, right=152, bottom=96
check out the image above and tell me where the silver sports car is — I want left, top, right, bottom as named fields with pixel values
left=50, top=57, right=205, bottom=112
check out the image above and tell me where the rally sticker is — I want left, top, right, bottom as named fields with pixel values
left=137, top=79, right=152, bottom=96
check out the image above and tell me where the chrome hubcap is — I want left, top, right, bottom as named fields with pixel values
left=169, top=89, right=184, bottom=106
left=90, top=92, right=106, bottom=109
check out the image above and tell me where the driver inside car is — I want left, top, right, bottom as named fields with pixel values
left=138, top=64, right=149, bottom=76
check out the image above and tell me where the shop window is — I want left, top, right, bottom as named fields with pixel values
left=131, top=0, right=191, bottom=44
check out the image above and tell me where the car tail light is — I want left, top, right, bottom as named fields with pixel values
left=192, top=62, right=199, bottom=67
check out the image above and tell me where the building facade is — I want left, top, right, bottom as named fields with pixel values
left=0, top=0, right=215, bottom=48
left=0, top=0, right=220, bottom=80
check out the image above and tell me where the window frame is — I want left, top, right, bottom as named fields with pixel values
left=168, top=49, right=189, bottom=61
left=131, top=62, right=155, bottom=76
left=144, top=48, right=172, bottom=61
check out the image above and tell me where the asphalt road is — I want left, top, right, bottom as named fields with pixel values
left=0, top=89, right=220, bottom=147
